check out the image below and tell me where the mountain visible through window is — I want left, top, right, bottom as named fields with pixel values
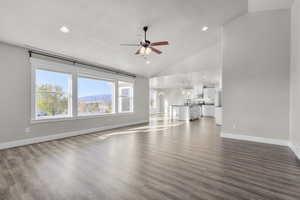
left=78, top=77, right=114, bottom=115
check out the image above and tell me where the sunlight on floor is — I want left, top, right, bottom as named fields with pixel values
left=98, top=115, right=185, bottom=140
left=129, top=122, right=184, bottom=131
left=98, top=128, right=169, bottom=140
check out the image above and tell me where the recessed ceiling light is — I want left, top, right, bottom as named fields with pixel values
left=146, top=60, right=150, bottom=64
left=202, top=26, right=208, bottom=31
left=60, top=26, right=70, bottom=33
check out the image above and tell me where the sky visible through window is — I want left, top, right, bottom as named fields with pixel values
left=36, top=70, right=69, bottom=93
left=78, top=77, right=113, bottom=97
left=36, top=70, right=113, bottom=97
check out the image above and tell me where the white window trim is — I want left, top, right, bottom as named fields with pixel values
left=151, top=90, right=157, bottom=109
left=118, top=83, right=134, bottom=113
left=30, top=57, right=135, bottom=124
left=77, top=74, right=116, bottom=116
left=31, top=59, right=74, bottom=122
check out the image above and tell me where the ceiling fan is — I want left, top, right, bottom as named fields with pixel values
left=120, top=26, right=169, bottom=56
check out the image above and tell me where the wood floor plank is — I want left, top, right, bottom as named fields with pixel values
left=0, top=116, right=299, bottom=200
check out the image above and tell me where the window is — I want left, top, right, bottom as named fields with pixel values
left=118, top=81, right=133, bottom=113
left=150, top=89, right=157, bottom=109
left=35, top=69, right=72, bottom=119
left=31, top=57, right=135, bottom=122
left=78, top=76, right=115, bottom=116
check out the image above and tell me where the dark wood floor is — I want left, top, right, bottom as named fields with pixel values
left=0, top=115, right=300, bottom=200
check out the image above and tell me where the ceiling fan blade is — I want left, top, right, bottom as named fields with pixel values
left=120, top=44, right=140, bottom=46
left=135, top=48, right=141, bottom=55
left=150, top=47, right=162, bottom=54
left=151, top=41, right=169, bottom=46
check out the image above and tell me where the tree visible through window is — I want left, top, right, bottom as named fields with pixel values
left=32, top=58, right=135, bottom=121
left=35, top=69, right=72, bottom=119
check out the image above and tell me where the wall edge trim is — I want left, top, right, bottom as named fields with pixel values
left=221, top=132, right=300, bottom=160
left=220, top=132, right=289, bottom=146
left=0, top=120, right=149, bottom=150
left=288, top=142, right=300, bottom=160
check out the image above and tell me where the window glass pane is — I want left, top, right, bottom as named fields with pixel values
left=121, top=97, right=131, bottom=112
left=78, top=77, right=114, bottom=115
left=118, top=81, right=133, bottom=113
left=150, top=89, right=157, bottom=109
left=35, top=69, right=71, bottom=119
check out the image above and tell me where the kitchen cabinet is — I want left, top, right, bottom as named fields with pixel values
left=202, top=105, right=215, bottom=117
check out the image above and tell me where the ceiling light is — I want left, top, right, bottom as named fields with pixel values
left=145, top=47, right=152, bottom=55
left=146, top=60, right=150, bottom=64
left=140, top=47, right=146, bottom=55
left=202, top=26, right=208, bottom=31
left=60, top=26, right=70, bottom=33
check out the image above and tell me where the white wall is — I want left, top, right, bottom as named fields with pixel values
left=149, top=89, right=162, bottom=115
left=164, top=88, right=185, bottom=108
left=290, top=0, right=300, bottom=152
left=248, top=0, right=294, bottom=12
left=222, top=10, right=290, bottom=140
left=156, top=43, right=221, bottom=79
left=157, top=87, right=205, bottom=114
left=0, top=42, right=149, bottom=145
left=150, top=88, right=186, bottom=114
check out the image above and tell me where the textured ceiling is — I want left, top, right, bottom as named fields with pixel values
left=0, top=0, right=248, bottom=77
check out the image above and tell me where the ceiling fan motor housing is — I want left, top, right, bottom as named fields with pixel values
left=143, top=26, right=148, bottom=32
left=121, top=25, right=168, bottom=55
left=142, top=26, right=151, bottom=46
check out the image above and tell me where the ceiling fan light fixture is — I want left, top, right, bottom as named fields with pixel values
left=60, top=26, right=70, bottom=33
left=146, top=60, right=150, bottom=64
left=121, top=26, right=169, bottom=55
left=202, top=26, right=208, bottom=31
left=145, top=47, right=152, bottom=55
left=140, top=47, right=146, bottom=55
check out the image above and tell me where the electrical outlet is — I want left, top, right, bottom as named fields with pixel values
left=25, top=127, right=31, bottom=133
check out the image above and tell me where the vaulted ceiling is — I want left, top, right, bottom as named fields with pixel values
left=248, top=0, right=294, bottom=12
left=150, top=71, right=220, bottom=90
left=150, top=43, right=221, bottom=89
left=0, top=0, right=248, bottom=77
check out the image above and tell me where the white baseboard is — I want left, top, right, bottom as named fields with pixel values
left=220, top=132, right=289, bottom=146
left=0, top=120, right=149, bottom=150
left=221, top=132, right=300, bottom=160
left=288, top=142, right=300, bottom=160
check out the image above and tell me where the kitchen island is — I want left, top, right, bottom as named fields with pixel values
left=171, top=104, right=201, bottom=121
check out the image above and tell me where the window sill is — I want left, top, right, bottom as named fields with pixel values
left=76, top=112, right=134, bottom=120
left=119, top=111, right=134, bottom=114
left=76, top=113, right=117, bottom=120
left=30, top=112, right=135, bottom=124
left=31, top=117, right=74, bottom=124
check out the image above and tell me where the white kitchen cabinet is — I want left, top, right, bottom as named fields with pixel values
left=203, top=88, right=215, bottom=100
left=202, top=105, right=215, bottom=117
left=215, top=107, right=223, bottom=125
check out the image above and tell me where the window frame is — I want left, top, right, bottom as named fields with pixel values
left=31, top=58, right=75, bottom=122
left=77, top=74, right=116, bottom=117
left=150, top=89, right=157, bottom=109
left=118, top=81, right=134, bottom=113
left=30, top=57, right=135, bottom=124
